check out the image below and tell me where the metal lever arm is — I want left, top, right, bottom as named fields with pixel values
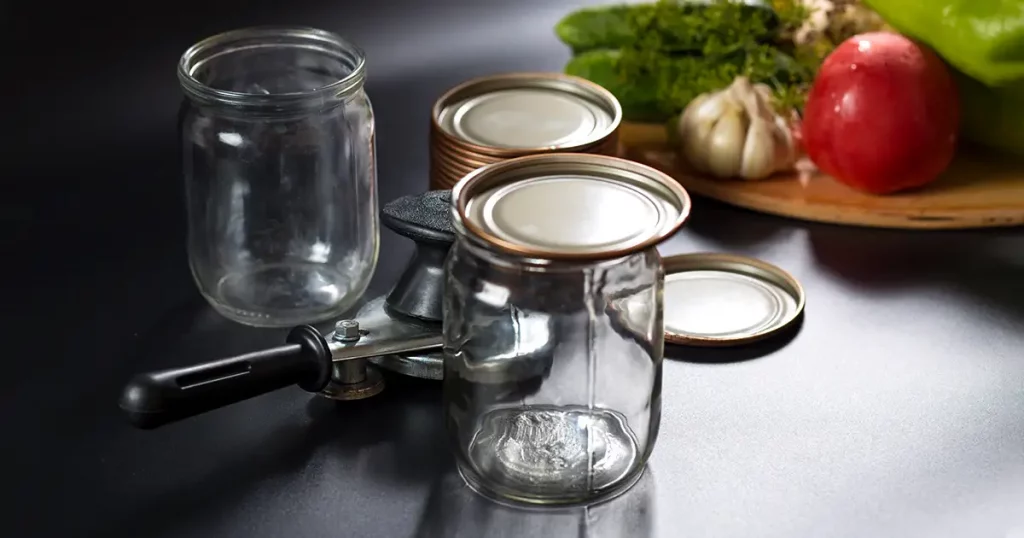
left=119, top=325, right=442, bottom=430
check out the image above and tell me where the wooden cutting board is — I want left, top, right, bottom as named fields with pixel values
left=619, top=122, right=1024, bottom=230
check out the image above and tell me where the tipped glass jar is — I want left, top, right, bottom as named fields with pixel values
left=178, top=27, right=379, bottom=327
left=443, top=154, right=691, bottom=506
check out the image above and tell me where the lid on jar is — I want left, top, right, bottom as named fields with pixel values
left=433, top=73, right=621, bottom=154
left=660, top=253, right=806, bottom=346
left=453, top=153, right=691, bottom=260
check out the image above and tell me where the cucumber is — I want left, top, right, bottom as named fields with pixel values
left=565, top=49, right=664, bottom=122
left=556, top=5, right=638, bottom=54
left=555, top=0, right=780, bottom=55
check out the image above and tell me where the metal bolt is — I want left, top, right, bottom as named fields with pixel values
left=333, top=319, right=361, bottom=342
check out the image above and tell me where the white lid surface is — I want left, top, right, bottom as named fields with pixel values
left=441, top=88, right=612, bottom=149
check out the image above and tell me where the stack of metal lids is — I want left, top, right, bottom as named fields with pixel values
left=429, top=72, right=623, bottom=190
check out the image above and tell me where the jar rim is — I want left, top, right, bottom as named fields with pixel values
left=177, top=26, right=367, bottom=109
left=451, top=153, right=692, bottom=262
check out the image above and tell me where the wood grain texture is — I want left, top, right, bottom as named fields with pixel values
left=620, top=122, right=1024, bottom=230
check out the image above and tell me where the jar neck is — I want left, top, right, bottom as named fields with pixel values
left=178, top=26, right=366, bottom=113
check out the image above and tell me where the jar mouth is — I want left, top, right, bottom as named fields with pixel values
left=178, top=26, right=366, bottom=109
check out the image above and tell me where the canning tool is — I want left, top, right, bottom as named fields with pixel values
left=120, top=190, right=455, bottom=429
left=119, top=184, right=807, bottom=431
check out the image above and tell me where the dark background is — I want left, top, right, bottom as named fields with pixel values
left=4, top=1, right=1024, bottom=537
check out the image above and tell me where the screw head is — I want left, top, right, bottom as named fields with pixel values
left=333, top=319, right=361, bottom=341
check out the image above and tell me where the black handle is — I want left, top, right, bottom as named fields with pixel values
left=119, top=325, right=333, bottom=430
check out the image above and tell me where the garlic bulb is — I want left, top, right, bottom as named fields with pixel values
left=677, top=77, right=797, bottom=181
left=790, top=0, right=834, bottom=46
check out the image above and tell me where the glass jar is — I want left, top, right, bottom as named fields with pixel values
left=443, top=154, right=691, bottom=506
left=417, top=467, right=655, bottom=536
left=178, top=27, right=378, bottom=327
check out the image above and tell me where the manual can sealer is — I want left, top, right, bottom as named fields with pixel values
left=119, top=189, right=808, bottom=429
left=120, top=190, right=455, bottom=429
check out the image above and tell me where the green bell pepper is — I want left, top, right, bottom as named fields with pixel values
left=862, top=0, right=1024, bottom=88
left=955, top=71, right=1024, bottom=155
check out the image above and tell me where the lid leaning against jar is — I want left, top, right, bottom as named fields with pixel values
left=433, top=73, right=622, bottom=155
left=452, top=153, right=691, bottom=260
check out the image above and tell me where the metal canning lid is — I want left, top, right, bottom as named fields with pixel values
left=453, top=153, right=691, bottom=260
left=661, top=253, right=806, bottom=346
left=433, top=73, right=622, bottom=155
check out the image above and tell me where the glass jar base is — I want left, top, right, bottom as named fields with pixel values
left=457, top=405, right=645, bottom=507
left=200, top=262, right=362, bottom=327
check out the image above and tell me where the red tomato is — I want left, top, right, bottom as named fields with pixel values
left=802, top=32, right=960, bottom=195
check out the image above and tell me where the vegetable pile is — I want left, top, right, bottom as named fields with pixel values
left=556, top=0, right=1024, bottom=196
left=556, top=0, right=880, bottom=122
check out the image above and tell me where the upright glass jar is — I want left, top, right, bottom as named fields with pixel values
left=178, top=27, right=378, bottom=327
left=443, top=154, right=691, bottom=506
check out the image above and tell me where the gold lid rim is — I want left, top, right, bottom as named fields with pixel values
left=433, top=131, right=619, bottom=167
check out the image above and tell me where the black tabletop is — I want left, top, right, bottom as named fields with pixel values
left=6, top=1, right=1024, bottom=537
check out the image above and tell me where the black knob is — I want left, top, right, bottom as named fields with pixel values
left=380, top=190, right=455, bottom=322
